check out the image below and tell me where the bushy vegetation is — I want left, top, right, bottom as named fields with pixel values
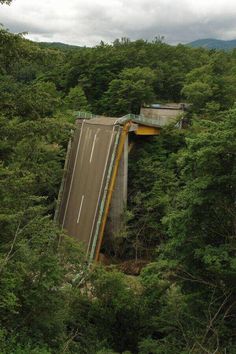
left=0, top=18, right=235, bottom=353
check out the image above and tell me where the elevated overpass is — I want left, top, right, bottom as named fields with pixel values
left=56, top=109, right=183, bottom=261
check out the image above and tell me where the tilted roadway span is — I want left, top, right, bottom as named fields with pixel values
left=56, top=111, right=180, bottom=262
left=57, top=117, right=126, bottom=261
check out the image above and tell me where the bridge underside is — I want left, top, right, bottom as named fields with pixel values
left=135, top=124, right=160, bottom=135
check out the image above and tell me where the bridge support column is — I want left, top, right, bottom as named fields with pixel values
left=106, top=135, right=128, bottom=239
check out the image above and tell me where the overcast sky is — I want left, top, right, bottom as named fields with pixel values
left=1, top=0, right=236, bottom=46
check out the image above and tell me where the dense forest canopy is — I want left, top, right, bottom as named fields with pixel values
left=0, top=23, right=236, bottom=354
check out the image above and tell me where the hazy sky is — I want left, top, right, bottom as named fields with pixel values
left=1, top=0, right=236, bottom=46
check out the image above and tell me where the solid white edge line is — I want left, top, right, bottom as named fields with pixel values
left=77, top=195, right=84, bottom=224
left=89, top=133, right=97, bottom=163
left=62, top=120, right=85, bottom=228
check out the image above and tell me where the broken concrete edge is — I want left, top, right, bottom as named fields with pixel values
left=74, top=111, right=184, bottom=129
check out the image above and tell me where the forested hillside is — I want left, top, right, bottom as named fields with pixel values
left=188, top=38, right=236, bottom=50
left=0, top=20, right=236, bottom=354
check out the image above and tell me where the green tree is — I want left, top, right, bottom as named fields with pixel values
left=125, top=127, right=185, bottom=260
left=101, top=67, right=156, bottom=116
left=18, top=81, right=61, bottom=119
left=0, top=0, right=12, bottom=4
left=64, top=85, right=89, bottom=111
left=136, top=110, right=236, bottom=353
left=182, top=53, right=236, bottom=113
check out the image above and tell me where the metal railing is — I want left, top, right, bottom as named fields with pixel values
left=119, top=113, right=165, bottom=127
left=74, top=111, right=97, bottom=119
left=133, top=115, right=165, bottom=127
left=74, top=111, right=181, bottom=128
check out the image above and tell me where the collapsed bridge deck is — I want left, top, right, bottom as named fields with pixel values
left=56, top=109, right=184, bottom=261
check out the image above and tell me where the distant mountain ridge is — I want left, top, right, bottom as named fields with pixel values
left=38, top=42, right=81, bottom=50
left=37, top=38, right=236, bottom=51
left=187, top=38, right=236, bottom=50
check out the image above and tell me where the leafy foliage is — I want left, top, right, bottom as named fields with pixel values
left=0, top=0, right=12, bottom=3
left=126, top=110, right=236, bottom=353
left=0, top=22, right=235, bottom=353
left=100, top=67, right=156, bottom=115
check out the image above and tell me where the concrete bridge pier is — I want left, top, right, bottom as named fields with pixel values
left=106, top=136, right=128, bottom=240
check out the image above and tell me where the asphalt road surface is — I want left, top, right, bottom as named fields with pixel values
left=58, top=117, right=121, bottom=256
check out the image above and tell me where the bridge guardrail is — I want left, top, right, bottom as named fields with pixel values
left=120, top=113, right=165, bottom=127
left=75, top=111, right=97, bottom=119
left=75, top=111, right=180, bottom=128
